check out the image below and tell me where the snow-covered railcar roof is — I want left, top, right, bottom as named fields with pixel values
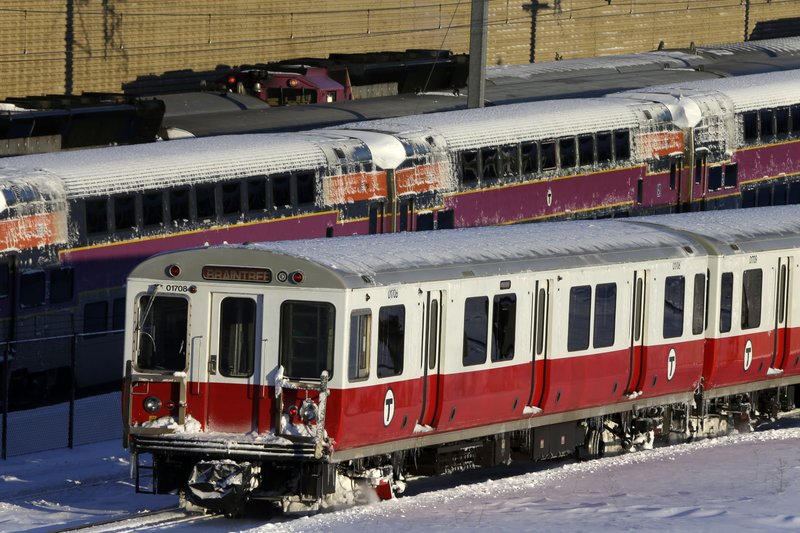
left=631, top=205, right=800, bottom=254
left=336, top=98, right=648, bottom=152
left=617, top=69, right=800, bottom=113
left=130, top=219, right=697, bottom=290
left=0, top=133, right=330, bottom=199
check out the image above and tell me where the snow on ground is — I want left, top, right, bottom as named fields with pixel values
left=0, top=419, right=799, bottom=532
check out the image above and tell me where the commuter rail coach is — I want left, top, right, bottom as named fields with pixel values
left=123, top=205, right=800, bottom=515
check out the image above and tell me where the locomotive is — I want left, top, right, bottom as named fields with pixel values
left=124, top=204, right=800, bottom=514
left=4, top=67, right=800, bottom=410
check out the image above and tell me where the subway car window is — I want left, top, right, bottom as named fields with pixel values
left=541, top=141, right=556, bottom=171
left=463, top=296, right=488, bottom=365
left=776, top=107, right=790, bottom=136
left=593, top=283, right=616, bottom=348
left=663, top=275, right=685, bottom=339
left=759, top=109, right=775, bottom=140
left=692, top=273, right=706, bottom=335
left=792, top=105, right=800, bottom=134
left=348, top=310, right=371, bottom=381
left=461, top=150, right=480, bottom=186
left=741, top=269, right=763, bottom=330
left=720, top=272, right=734, bottom=333
left=219, top=297, right=256, bottom=378
left=491, top=294, right=516, bottom=362
left=112, top=297, right=125, bottom=330
left=559, top=137, right=576, bottom=169
left=482, top=147, right=498, bottom=180
left=20, top=271, right=45, bottom=308
left=280, top=301, right=335, bottom=380
left=578, top=134, right=594, bottom=166
left=377, top=305, right=405, bottom=377
left=567, top=285, right=591, bottom=352
left=708, top=166, right=723, bottom=191
left=723, top=163, right=738, bottom=189
left=0, top=263, right=8, bottom=298
left=499, top=145, right=519, bottom=177
left=136, top=295, right=188, bottom=371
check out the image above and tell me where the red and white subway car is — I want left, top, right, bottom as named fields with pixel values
left=123, top=205, right=800, bottom=514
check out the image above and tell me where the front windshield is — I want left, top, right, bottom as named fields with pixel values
left=136, top=295, right=188, bottom=371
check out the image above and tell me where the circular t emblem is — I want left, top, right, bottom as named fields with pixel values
left=667, top=348, right=677, bottom=381
left=383, top=388, right=395, bottom=427
left=744, top=339, right=753, bottom=371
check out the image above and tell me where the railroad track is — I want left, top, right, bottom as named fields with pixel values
left=52, top=507, right=216, bottom=532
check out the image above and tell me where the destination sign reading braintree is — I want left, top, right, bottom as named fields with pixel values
left=201, top=265, right=272, bottom=283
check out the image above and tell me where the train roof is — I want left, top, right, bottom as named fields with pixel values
left=131, top=206, right=800, bottom=289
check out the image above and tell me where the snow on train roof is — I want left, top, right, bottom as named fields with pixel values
left=243, top=218, right=695, bottom=284
left=0, top=134, right=329, bottom=199
left=633, top=205, right=800, bottom=249
left=338, top=98, right=644, bottom=151
left=618, top=69, right=800, bottom=112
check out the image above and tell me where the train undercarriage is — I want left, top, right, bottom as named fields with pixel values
left=132, top=384, right=798, bottom=517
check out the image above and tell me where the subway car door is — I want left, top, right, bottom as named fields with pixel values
left=626, top=271, right=647, bottom=396
left=527, top=279, right=551, bottom=410
left=205, top=293, right=263, bottom=433
left=419, top=290, right=444, bottom=427
left=771, top=257, right=791, bottom=371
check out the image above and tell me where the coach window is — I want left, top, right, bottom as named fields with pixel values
left=20, top=271, right=45, bottom=308
left=491, top=294, right=516, bottom=362
left=112, top=297, right=125, bottom=330
left=723, top=163, right=738, bottom=189
left=114, top=194, right=136, bottom=232
left=792, top=105, right=800, bottom=134
left=280, top=301, right=335, bottom=380
left=482, top=147, right=498, bottom=181
left=85, top=198, right=108, bottom=234
left=613, top=130, right=630, bottom=160
left=741, top=269, right=763, bottom=330
left=759, top=109, right=775, bottom=141
left=597, top=132, right=612, bottom=164
left=136, top=295, right=188, bottom=371
left=272, top=175, right=292, bottom=209
left=692, top=273, right=706, bottom=335
left=559, top=137, right=576, bottom=169
left=348, top=310, right=371, bottom=381
left=719, top=272, right=734, bottom=333
left=377, top=305, right=405, bottom=377
left=219, top=297, right=255, bottom=378
left=195, top=184, right=216, bottom=220
left=578, top=134, right=594, bottom=166
left=534, top=286, right=547, bottom=356
left=593, top=283, right=616, bottom=348
left=669, top=160, right=679, bottom=190
left=296, top=172, right=316, bottom=205
left=50, top=268, right=73, bottom=304
left=694, top=154, right=706, bottom=185
left=776, top=107, right=790, bottom=136
left=221, top=181, right=242, bottom=217
left=708, top=166, right=723, bottom=191
left=463, top=296, right=488, bottom=365
left=567, top=285, right=591, bottom=352
left=169, top=187, right=190, bottom=223
left=461, top=150, right=480, bottom=187
left=142, top=191, right=163, bottom=228
left=84, top=301, right=108, bottom=334
left=247, top=177, right=268, bottom=212
left=541, top=141, right=556, bottom=171
left=499, top=145, right=519, bottom=178
left=742, top=111, right=758, bottom=143
left=521, top=141, right=538, bottom=174
left=663, top=275, right=685, bottom=339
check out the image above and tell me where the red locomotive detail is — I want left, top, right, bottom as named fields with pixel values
left=124, top=205, right=800, bottom=514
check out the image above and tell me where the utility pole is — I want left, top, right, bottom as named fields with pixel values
left=467, top=0, right=488, bottom=109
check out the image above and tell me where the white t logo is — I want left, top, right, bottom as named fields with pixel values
left=383, top=388, right=395, bottom=427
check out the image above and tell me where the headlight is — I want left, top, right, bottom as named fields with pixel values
left=143, top=396, right=162, bottom=414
